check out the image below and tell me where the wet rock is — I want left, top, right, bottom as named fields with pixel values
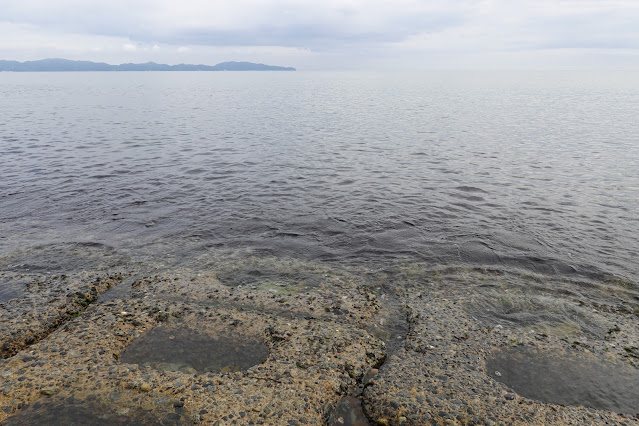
left=120, top=322, right=269, bottom=375
left=40, top=387, right=57, bottom=396
left=328, top=396, right=370, bottom=426
left=0, top=271, right=118, bottom=358
left=364, top=287, right=637, bottom=425
left=487, top=346, right=639, bottom=413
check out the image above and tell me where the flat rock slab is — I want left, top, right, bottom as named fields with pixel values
left=362, top=287, right=639, bottom=425
left=3, top=260, right=638, bottom=425
left=0, top=271, right=122, bottom=358
left=0, top=270, right=385, bottom=424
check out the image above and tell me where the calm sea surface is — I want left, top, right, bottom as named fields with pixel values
left=1, top=71, right=638, bottom=283
left=3, top=71, right=639, bottom=417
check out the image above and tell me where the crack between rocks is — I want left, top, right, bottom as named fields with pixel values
left=1, top=276, right=121, bottom=359
left=325, top=298, right=411, bottom=426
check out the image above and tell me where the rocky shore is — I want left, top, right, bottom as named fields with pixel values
left=1, top=259, right=638, bottom=425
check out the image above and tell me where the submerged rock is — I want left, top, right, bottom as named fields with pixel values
left=328, top=396, right=370, bottom=426
left=120, top=323, right=269, bottom=374
left=486, top=345, right=639, bottom=414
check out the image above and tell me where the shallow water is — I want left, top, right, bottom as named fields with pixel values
left=486, top=346, right=639, bottom=415
left=1, top=71, right=638, bottom=283
left=3, top=396, right=186, bottom=426
left=0, top=280, right=22, bottom=303
left=120, top=324, right=268, bottom=374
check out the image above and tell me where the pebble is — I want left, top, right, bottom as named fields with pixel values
left=40, top=387, right=57, bottom=396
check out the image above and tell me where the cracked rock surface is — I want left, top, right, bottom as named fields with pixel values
left=1, top=259, right=638, bottom=425
left=0, top=264, right=385, bottom=425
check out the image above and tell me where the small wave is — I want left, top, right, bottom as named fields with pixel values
left=454, top=186, right=488, bottom=193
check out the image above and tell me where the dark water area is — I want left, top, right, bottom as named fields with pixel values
left=487, top=346, right=639, bottom=415
left=0, top=279, right=23, bottom=303
left=3, top=396, right=186, bottom=426
left=120, top=324, right=269, bottom=374
left=1, top=71, right=638, bottom=282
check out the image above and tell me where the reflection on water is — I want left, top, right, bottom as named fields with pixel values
left=486, top=346, right=639, bottom=414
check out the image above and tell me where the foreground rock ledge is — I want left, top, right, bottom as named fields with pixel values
left=2, top=265, right=638, bottom=425
left=0, top=271, right=122, bottom=358
left=0, top=271, right=385, bottom=424
left=362, top=287, right=639, bottom=425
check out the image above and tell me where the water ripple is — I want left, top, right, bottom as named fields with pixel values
left=0, top=71, right=638, bottom=284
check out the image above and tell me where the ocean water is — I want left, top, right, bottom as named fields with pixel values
left=2, top=71, right=639, bottom=416
left=1, top=71, right=638, bottom=282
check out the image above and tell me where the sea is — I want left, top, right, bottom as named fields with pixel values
left=1, top=70, right=638, bottom=310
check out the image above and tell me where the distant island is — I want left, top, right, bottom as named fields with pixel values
left=0, top=58, right=296, bottom=72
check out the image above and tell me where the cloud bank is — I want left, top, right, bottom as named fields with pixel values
left=1, top=0, right=638, bottom=69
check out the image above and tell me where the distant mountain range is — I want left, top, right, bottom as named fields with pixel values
left=0, top=58, right=296, bottom=72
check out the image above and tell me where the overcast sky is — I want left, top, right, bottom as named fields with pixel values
left=1, top=0, right=638, bottom=70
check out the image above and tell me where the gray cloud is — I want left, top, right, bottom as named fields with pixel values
left=1, top=0, right=638, bottom=69
left=2, top=0, right=465, bottom=46
left=140, top=14, right=464, bottom=49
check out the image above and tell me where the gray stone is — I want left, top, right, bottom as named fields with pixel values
left=40, top=387, right=58, bottom=396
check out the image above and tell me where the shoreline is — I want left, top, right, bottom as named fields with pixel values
left=1, top=261, right=638, bottom=425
